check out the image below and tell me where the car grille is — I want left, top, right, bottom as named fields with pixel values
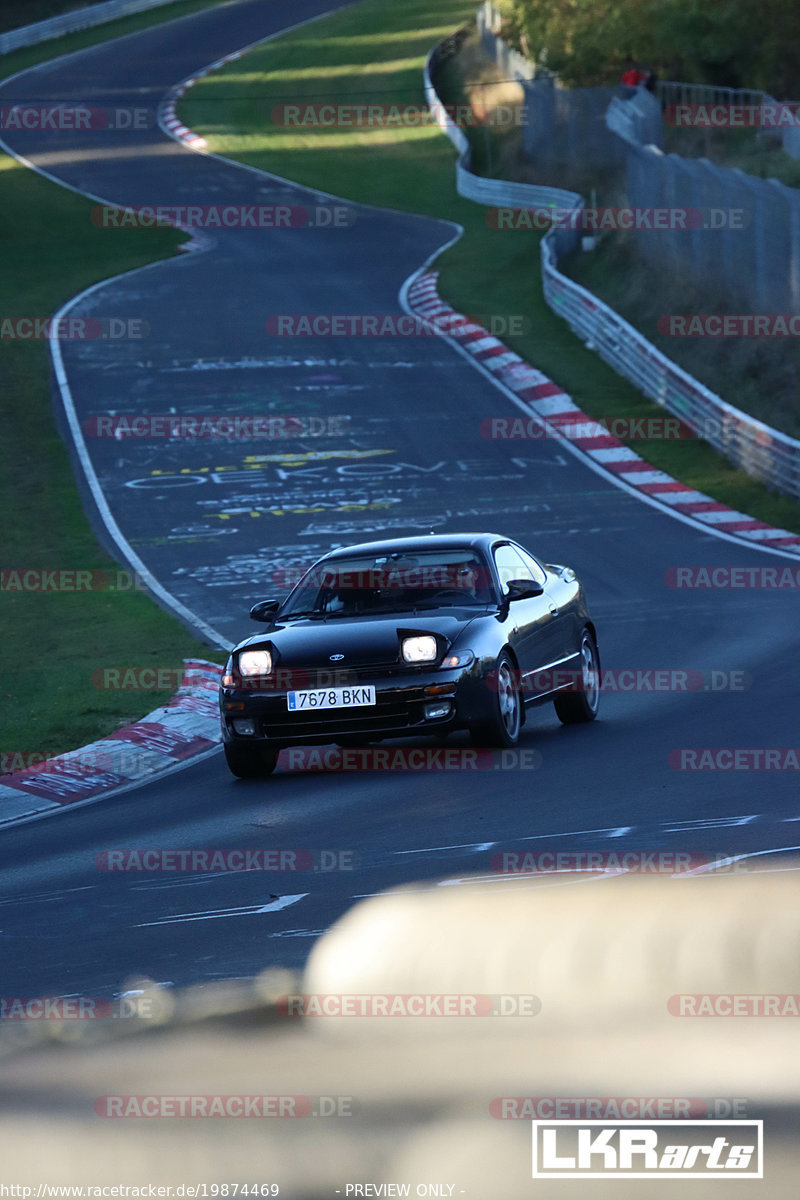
left=261, top=711, right=415, bottom=739
left=293, top=663, right=405, bottom=687
left=259, top=692, right=423, bottom=740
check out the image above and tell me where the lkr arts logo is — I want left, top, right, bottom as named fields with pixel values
left=531, top=1120, right=763, bottom=1179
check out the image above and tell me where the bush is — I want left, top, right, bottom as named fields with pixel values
left=506, top=0, right=800, bottom=97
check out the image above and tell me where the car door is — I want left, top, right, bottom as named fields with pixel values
left=492, top=543, right=560, bottom=691
left=513, top=545, right=582, bottom=692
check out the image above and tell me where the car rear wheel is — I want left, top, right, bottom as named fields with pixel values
left=554, top=629, right=600, bottom=724
left=223, top=741, right=279, bottom=779
left=470, top=652, right=521, bottom=748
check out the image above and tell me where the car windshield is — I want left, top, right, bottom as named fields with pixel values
left=280, top=550, right=495, bottom=618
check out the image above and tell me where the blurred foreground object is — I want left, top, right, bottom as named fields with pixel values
left=1, top=866, right=798, bottom=1196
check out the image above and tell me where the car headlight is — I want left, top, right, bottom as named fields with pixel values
left=441, top=650, right=474, bottom=669
left=401, top=635, right=438, bottom=664
left=237, top=649, right=273, bottom=676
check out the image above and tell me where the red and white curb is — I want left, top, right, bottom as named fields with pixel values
left=159, top=48, right=247, bottom=149
left=0, top=659, right=223, bottom=825
left=160, top=81, right=207, bottom=148
left=408, top=272, right=800, bottom=556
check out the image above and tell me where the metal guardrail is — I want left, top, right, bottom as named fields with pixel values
left=605, top=89, right=663, bottom=148
left=657, top=81, right=768, bottom=110
left=476, top=0, right=533, bottom=82
left=0, top=0, right=180, bottom=55
left=656, top=80, right=800, bottom=159
left=7, top=0, right=799, bottom=498
left=454, top=165, right=579, bottom=213
left=423, top=36, right=583, bottom=256
left=540, top=237, right=800, bottom=497
left=423, top=6, right=800, bottom=500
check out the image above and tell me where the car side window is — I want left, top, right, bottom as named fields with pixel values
left=493, top=544, right=531, bottom=593
left=515, top=547, right=548, bottom=588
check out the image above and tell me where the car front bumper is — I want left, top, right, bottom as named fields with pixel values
left=219, top=666, right=486, bottom=746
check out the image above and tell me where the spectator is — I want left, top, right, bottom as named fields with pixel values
left=620, top=63, right=646, bottom=98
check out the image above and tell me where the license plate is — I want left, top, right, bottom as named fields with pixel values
left=287, top=686, right=376, bottom=711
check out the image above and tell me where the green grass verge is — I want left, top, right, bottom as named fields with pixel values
left=663, top=124, right=800, bottom=191
left=179, top=0, right=800, bottom=535
left=182, top=0, right=478, bottom=215
left=0, top=1, right=233, bottom=770
left=562, top=232, right=800, bottom=441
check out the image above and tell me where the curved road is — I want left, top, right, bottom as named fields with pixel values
left=0, top=0, right=798, bottom=997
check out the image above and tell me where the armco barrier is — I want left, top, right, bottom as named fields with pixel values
left=0, top=0, right=180, bottom=55
left=657, top=80, right=800, bottom=160
left=605, top=89, right=663, bottom=150
left=424, top=34, right=583, bottom=265
left=424, top=8, right=800, bottom=500
left=476, top=0, right=533, bottom=83
left=608, top=87, right=800, bottom=319
left=540, top=239, right=800, bottom=496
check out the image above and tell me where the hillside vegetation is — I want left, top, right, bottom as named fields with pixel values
left=497, top=0, right=800, bottom=95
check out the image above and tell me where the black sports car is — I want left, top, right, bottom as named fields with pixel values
left=219, top=533, right=600, bottom=778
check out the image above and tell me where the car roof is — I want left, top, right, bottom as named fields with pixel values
left=319, top=533, right=511, bottom=560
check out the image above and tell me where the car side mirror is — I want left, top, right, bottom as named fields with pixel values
left=249, top=599, right=281, bottom=622
left=506, top=578, right=544, bottom=601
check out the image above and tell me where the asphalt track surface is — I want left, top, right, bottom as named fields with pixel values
left=0, top=0, right=798, bottom=998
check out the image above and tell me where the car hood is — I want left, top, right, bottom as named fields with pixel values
left=238, top=610, right=487, bottom=668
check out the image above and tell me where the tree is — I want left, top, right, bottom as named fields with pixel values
left=505, top=0, right=800, bottom=96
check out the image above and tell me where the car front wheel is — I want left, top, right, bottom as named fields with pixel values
left=223, top=741, right=279, bottom=779
left=554, top=629, right=600, bottom=724
left=470, top=652, right=521, bottom=748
